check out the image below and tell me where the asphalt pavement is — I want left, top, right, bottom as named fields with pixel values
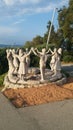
left=0, top=92, right=73, bottom=130
left=0, top=64, right=73, bottom=130
left=62, top=64, right=73, bottom=71
left=62, top=64, right=73, bottom=76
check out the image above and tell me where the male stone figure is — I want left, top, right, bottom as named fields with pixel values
left=32, top=48, right=50, bottom=82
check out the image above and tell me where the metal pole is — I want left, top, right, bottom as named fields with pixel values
left=46, top=8, right=56, bottom=49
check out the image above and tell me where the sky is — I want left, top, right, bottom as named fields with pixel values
left=0, top=0, right=69, bottom=45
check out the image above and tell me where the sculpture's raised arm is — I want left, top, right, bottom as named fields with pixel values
left=12, top=49, right=19, bottom=59
left=24, top=48, right=32, bottom=57
left=6, top=49, right=12, bottom=59
left=35, top=48, right=43, bottom=56
left=31, top=47, right=39, bottom=57
left=49, top=48, right=54, bottom=54
left=6, top=49, right=9, bottom=56
left=46, top=49, right=50, bottom=54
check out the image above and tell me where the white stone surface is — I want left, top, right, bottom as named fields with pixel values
left=4, top=48, right=65, bottom=90
left=32, top=48, right=50, bottom=81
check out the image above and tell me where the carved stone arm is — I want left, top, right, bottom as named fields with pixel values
left=31, top=48, right=39, bottom=57
left=49, top=48, right=53, bottom=54
left=13, top=53, right=19, bottom=59
left=25, top=49, right=32, bottom=57
left=46, top=49, right=50, bottom=54
left=36, top=48, right=42, bottom=55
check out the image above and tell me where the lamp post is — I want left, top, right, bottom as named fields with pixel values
left=46, top=8, right=58, bottom=49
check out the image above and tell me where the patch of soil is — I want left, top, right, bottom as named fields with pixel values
left=3, top=77, right=73, bottom=108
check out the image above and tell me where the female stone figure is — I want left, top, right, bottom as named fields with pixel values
left=53, top=48, right=62, bottom=78
left=6, top=49, right=18, bottom=83
left=16, top=49, right=32, bottom=80
left=49, top=48, right=57, bottom=72
left=49, top=48, right=62, bottom=79
left=6, top=49, right=14, bottom=75
left=32, top=48, right=50, bottom=82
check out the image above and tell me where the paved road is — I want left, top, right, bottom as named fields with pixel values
left=62, top=64, right=73, bottom=71
left=62, top=64, right=73, bottom=76
left=0, top=92, right=73, bottom=130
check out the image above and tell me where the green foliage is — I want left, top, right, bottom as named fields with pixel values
left=24, top=35, right=43, bottom=49
left=24, top=41, right=33, bottom=49
left=58, top=0, right=73, bottom=46
left=63, top=55, right=73, bottom=63
left=32, top=35, right=43, bottom=45
left=43, top=21, right=58, bottom=45
left=0, top=49, right=8, bottom=75
left=63, top=50, right=73, bottom=56
left=0, top=73, right=6, bottom=91
left=30, top=53, right=39, bottom=67
left=60, top=48, right=73, bottom=63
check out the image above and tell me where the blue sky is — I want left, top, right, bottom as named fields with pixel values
left=0, top=0, right=69, bottom=45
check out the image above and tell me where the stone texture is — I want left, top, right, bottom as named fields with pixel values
left=56, top=77, right=67, bottom=86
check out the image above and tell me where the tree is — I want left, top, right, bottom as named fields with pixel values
left=32, top=35, right=43, bottom=46
left=58, top=0, right=73, bottom=49
left=0, top=49, right=8, bottom=74
left=43, top=21, right=56, bottom=44
left=43, top=21, right=60, bottom=47
left=24, top=35, right=43, bottom=49
left=24, top=41, right=34, bottom=49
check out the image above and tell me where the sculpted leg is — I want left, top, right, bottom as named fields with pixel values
left=40, top=66, right=45, bottom=81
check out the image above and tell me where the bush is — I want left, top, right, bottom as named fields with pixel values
left=0, top=73, right=6, bottom=91
left=63, top=55, right=73, bottom=63
left=0, top=73, right=6, bottom=86
left=0, top=49, right=8, bottom=74
left=63, top=50, right=73, bottom=56
left=30, top=53, right=39, bottom=67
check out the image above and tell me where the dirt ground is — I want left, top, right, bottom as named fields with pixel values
left=3, top=77, right=73, bottom=108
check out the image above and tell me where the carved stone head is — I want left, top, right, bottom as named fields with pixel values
left=42, top=48, right=46, bottom=54
left=19, top=49, right=23, bottom=56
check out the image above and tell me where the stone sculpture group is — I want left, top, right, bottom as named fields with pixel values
left=5, top=47, right=62, bottom=87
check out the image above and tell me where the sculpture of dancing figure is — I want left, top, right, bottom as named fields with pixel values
left=49, top=48, right=57, bottom=72
left=6, top=49, right=14, bottom=75
left=12, top=49, right=19, bottom=74
left=49, top=48, right=62, bottom=79
left=15, top=49, right=32, bottom=80
left=53, top=48, right=62, bottom=78
left=32, top=48, right=50, bottom=82
left=25, top=48, right=30, bottom=74
left=6, top=49, right=19, bottom=83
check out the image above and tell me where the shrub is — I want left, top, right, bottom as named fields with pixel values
left=30, top=53, right=39, bottom=67
left=63, top=55, right=73, bottom=63
left=0, top=49, right=8, bottom=74
left=0, top=73, right=6, bottom=86
left=0, top=73, right=6, bottom=91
